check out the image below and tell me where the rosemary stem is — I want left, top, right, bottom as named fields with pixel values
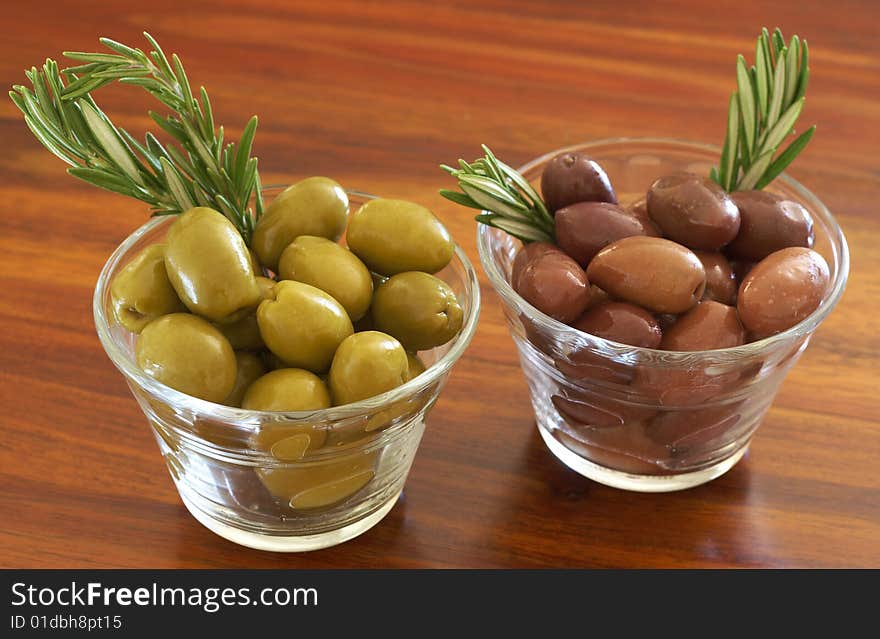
left=9, top=33, right=261, bottom=243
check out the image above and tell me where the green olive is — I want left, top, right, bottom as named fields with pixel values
left=248, top=248, right=264, bottom=276
left=353, top=312, right=374, bottom=333
left=357, top=351, right=428, bottom=434
left=260, top=350, right=286, bottom=371
left=252, top=177, right=349, bottom=270
left=278, top=236, right=373, bottom=321
left=404, top=352, right=427, bottom=382
left=243, top=368, right=330, bottom=460
left=350, top=274, right=386, bottom=332
left=164, top=207, right=261, bottom=323
left=110, top=243, right=184, bottom=333
left=257, top=280, right=353, bottom=372
left=215, top=314, right=261, bottom=350
left=329, top=331, right=408, bottom=405
left=256, top=276, right=276, bottom=296
left=256, top=451, right=376, bottom=509
left=346, top=199, right=454, bottom=276
left=247, top=365, right=369, bottom=505
left=224, top=351, right=267, bottom=407
left=213, top=276, right=276, bottom=350
left=136, top=313, right=237, bottom=403
left=251, top=422, right=328, bottom=461
left=371, top=272, right=463, bottom=351
left=241, top=368, right=332, bottom=411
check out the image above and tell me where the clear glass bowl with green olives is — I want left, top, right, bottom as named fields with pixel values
left=94, top=184, right=480, bottom=551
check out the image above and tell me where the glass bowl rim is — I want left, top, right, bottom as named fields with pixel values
left=94, top=189, right=481, bottom=422
left=476, top=136, right=850, bottom=359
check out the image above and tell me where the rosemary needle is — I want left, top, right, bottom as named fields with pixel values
left=9, top=33, right=263, bottom=243
left=711, top=27, right=815, bottom=192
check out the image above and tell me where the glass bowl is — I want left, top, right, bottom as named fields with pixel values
left=94, top=189, right=480, bottom=551
left=477, top=138, right=849, bottom=492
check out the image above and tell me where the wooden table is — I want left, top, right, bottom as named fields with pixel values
left=1, top=0, right=877, bottom=568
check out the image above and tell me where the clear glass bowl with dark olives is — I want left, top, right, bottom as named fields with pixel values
left=95, top=187, right=480, bottom=551
left=475, top=138, right=848, bottom=492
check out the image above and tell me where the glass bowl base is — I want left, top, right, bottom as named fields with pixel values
left=179, top=490, right=402, bottom=552
left=538, top=425, right=748, bottom=492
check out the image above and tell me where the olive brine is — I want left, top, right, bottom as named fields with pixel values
left=113, top=176, right=462, bottom=407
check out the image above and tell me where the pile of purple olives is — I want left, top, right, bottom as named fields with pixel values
left=512, top=151, right=830, bottom=351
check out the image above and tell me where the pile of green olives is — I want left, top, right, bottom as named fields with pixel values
left=112, top=176, right=462, bottom=412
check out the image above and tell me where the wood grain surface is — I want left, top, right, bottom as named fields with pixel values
left=1, top=0, right=878, bottom=568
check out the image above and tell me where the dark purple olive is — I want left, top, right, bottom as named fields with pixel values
left=513, top=243, right=591, bottom=323
left=694, top=251, right=737, bottom=305
left=552, top=389, right=657, bottom=428
left=553, top=425, right=668, bottom=475
left=634, top=362, right=739, bottom=407
left=726, top=190, right=815, bottom=261
left=737, top=247, right=829, bottom=338
left=583, top=284, right=611, bottom=311
left=626, top=197, right=662, bottom=237
left=586, top=236, right=706, bottom=314
left=647, top=174, right=741, bottom=250
left=647, top=404, right=743, bottom=450
left=555, top=202, right=652, bottom=267
left=628, top=196, right=648, bottom=219
left=660, top=300, right=746, bottom=351
left=656, top=313, right=678, bottom=331
left=731, top=259, right=756, bottom=284
left=511, top=241, right=556, bottom=286
left=540, top=152, right=617, bottom=214
left=553, top=352, right=634, bottom=385
left=573, top=301, right=662, bottom=348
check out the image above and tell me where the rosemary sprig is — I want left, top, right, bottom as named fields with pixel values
left=440, top=145, right=554, bottom=243
left=711, top=27, right=815, bottom=192
left=8, top=33, right=263, bottom=242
